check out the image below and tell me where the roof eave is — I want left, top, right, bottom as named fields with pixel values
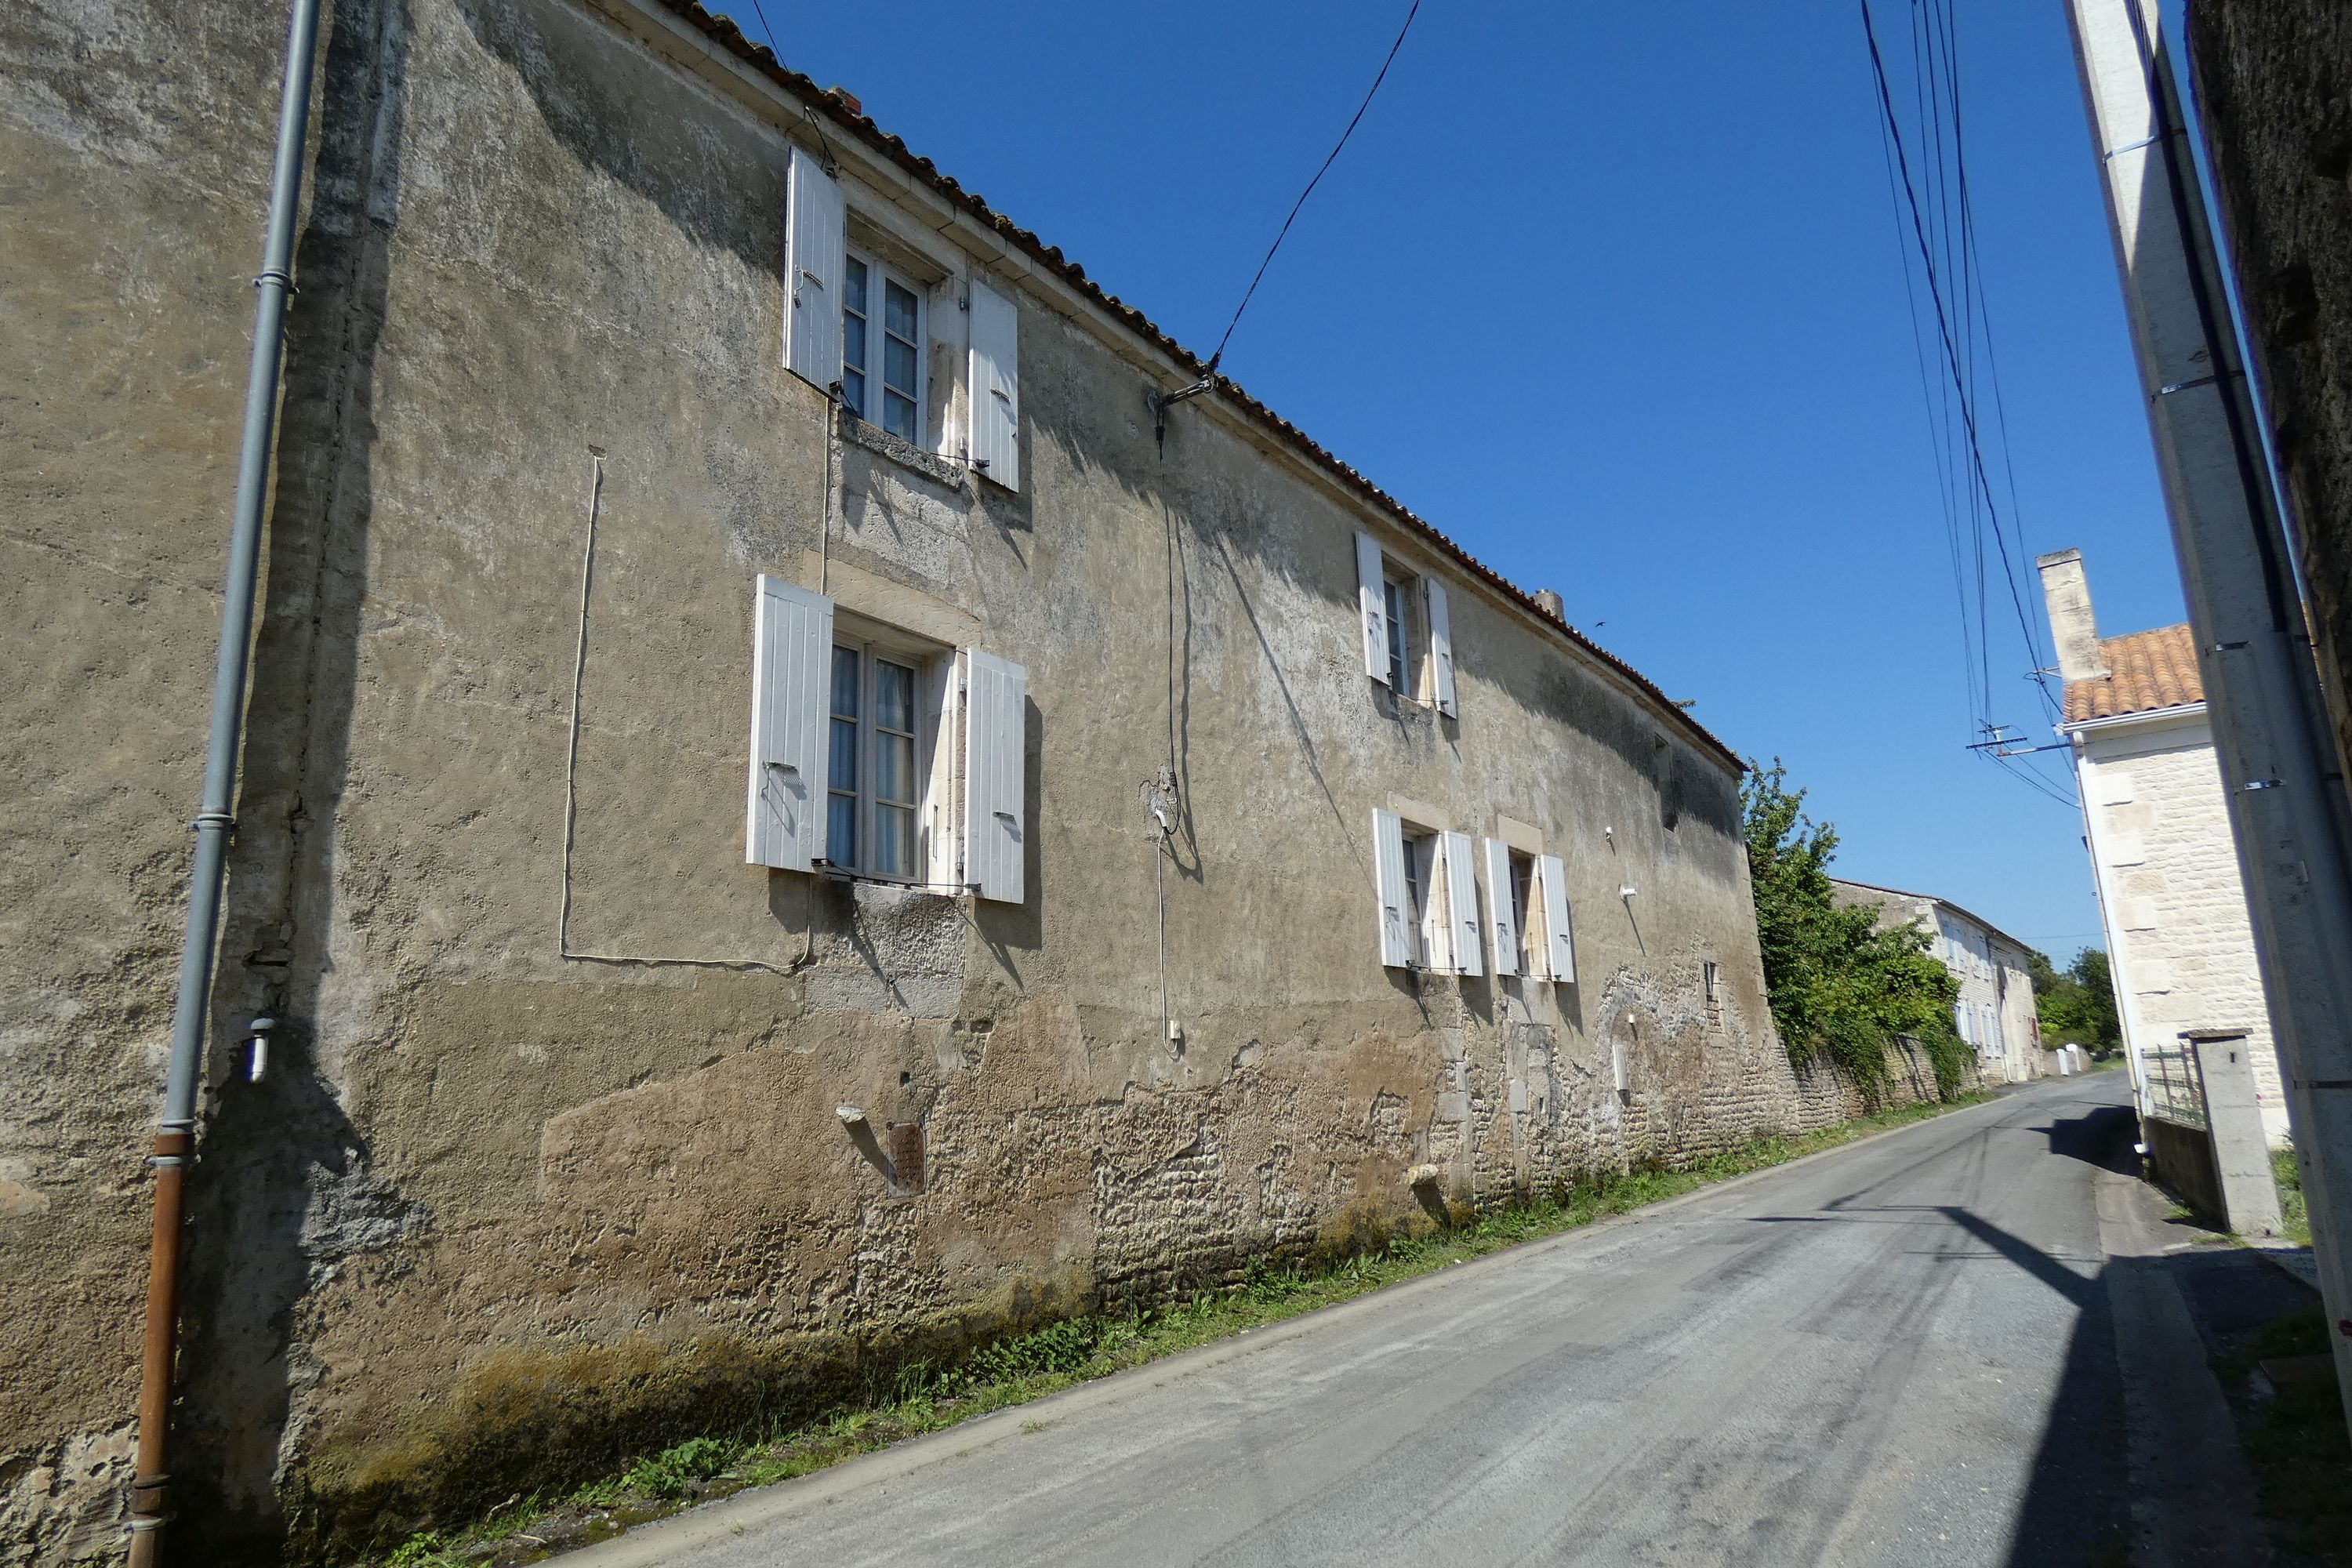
left=2059, top=699, right=2209, bottom=735
left=615, top=0, right=1744, bottom=775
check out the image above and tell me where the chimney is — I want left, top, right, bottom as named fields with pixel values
left=2036, top=549, right=2108, bottom=682
left=1534, top=589, right=1566, bottom=622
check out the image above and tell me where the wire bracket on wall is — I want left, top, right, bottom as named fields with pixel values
left=1148, top=369, right=1219, bottom=456
left=800, top=103, right=841, bottom=177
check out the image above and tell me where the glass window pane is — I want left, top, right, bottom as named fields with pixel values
left=875, top=660, right=915, bottom=732
left=874, top=803, right=914, bottom=878
left=884, top=278, right=917, bottom=341
left=874, top=731, right=913, bottom=805
left=883, top=390, right=917, bottom=442
left=1385, top=579, right=1410, bottom=689
left=844, top=310, right=866, bottom=374
left=884, top=334, right=917, bottom=397
left=831, top=646, right=859, bottom=718
left=829, top=716, right=858, bottom=793
left=844, top=257, right=868, bottom=314
left=841, top=368, right=866, bottom=418
left=828, top=792, right=856, bottom=867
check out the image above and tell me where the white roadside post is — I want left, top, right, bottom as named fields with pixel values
left=2063, top=0, right=2352, bottom=1427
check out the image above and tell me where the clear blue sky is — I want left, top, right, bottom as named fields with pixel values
left=728, top=0, right=2201, bottom=960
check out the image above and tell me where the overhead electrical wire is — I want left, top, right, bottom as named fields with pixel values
left=1874, top=90, right=1982, bottom=728
left=1860, top=0, right=2077, bottom=808
left=1202, top=0, right=1422, bottom=374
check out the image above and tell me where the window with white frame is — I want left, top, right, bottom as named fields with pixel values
left=746, top=575, right=1029, bottom=902
left=1475, top=833, right=1573, bottom=983
left=1373, top=811, right=1482, bottom=974
left=1509, top=850, right=1538, bottom=974
left=828, top=641, right=924, bottom=880
left=1381, top=568, right=1420, bottom=696
left=842, top=252, right=924, bottom=443
left=1399, top=825, right=1436, bottom=966
left=1354, top=532, right=1457, bottom=717
left=784, top=147, right=1025, bottom=492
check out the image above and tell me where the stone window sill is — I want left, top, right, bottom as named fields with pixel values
left=839, top=408, right=968, bottom=491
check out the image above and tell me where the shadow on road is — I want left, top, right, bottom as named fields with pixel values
left=2025, top=1104, right=2143, bottom=1174
left=2000, top=1109, right=2139, bottom=1566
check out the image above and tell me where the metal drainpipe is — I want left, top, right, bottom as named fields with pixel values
left=129, top=0, right=323, bottom=1560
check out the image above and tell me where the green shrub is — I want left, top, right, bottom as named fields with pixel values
left=1744, top=761, right=1964, bottom=1093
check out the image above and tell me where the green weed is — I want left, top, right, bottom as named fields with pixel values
left=619, top=1436, right=735, bottom=1500
left=2274, top=1144, right=2311, bottom=1247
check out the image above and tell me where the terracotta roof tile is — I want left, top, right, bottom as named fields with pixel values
left=2063, top=623, right=2205, bottom=723
left=654, top=1, right=1742, bottom=774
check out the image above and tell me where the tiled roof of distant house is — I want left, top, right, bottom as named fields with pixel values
left=1828, top=877, right=2038, bottom=957
left=2063, top=623, right=2205, bottom=724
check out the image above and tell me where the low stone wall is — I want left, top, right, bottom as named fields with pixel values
left=1784, top=1037, right=1980, bottom=1134
left=2146, top=1114, right=2225, bottom=1225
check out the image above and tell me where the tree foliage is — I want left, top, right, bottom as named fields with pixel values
left=1742, top=760, right=1969, bottom=1095
left=2032, top=946, right=2122, bottom=1054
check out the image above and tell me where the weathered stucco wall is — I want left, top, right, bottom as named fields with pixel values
left=2, top=0, right=1845, bottom=1558
left=2190, top=0, right=2352, bottom=813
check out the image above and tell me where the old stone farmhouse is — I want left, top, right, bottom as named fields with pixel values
left=1828, top=880, right=2043, bottom=1086
left=2, top=0, right=1879, bottom=1556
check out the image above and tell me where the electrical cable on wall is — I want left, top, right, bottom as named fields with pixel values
left=559, top=448, right=810, bottom=975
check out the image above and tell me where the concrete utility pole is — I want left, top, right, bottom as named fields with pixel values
left=2063, top=0, right=2352, bottom=1427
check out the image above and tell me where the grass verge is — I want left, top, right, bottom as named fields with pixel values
left=2211, top=1306, right=2350, bottom=1564
left=378, top=1091, right=1991, bottom=1566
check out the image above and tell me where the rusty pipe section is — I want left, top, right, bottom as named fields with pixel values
left=130, top=0, right=323, bottom=1558
left=126, top=1131, right=191, bottom=1567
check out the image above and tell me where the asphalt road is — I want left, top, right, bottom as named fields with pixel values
left=576, top=1073, right=2262, bottom=1567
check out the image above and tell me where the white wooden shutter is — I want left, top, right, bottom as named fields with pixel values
left=1425, top=577, right=1457, bottom=717
left=1483, top=837, right=1517, bottom=978
left=968, top=277, right=1020, bottom=491
left=746, top=575, right=833, bottom=871
left=920, top=655, right=961, bottom=889
left=1372, top=809, right=1412, bottom=967
left=963, top=648, right=1026, bottom=902
left=1441, top=831, right=1482, bottom=977
left=1355, top=532, right=1388, bottom=684
left=784, top=145, right=844, bottom=387
left=1537, top=853, right=1576, bottom=985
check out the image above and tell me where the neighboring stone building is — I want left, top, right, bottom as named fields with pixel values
left=2036, top=550, right=2288, bottom=1147
left=1828, top=880, right=2042, bottom=1085
left=0, top=0, right=1885, bottom=1558
left=2190, top=1, right=2352, bottom=814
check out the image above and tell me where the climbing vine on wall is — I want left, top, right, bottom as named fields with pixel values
left=1742, top=760, right=1969, bottom=1095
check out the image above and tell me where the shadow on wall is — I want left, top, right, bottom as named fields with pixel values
left=457, top=0, right=782, bottom=277
left=178, top=0, right=412, bottom=1554
left=967, top=696, right=1044, bottom=984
